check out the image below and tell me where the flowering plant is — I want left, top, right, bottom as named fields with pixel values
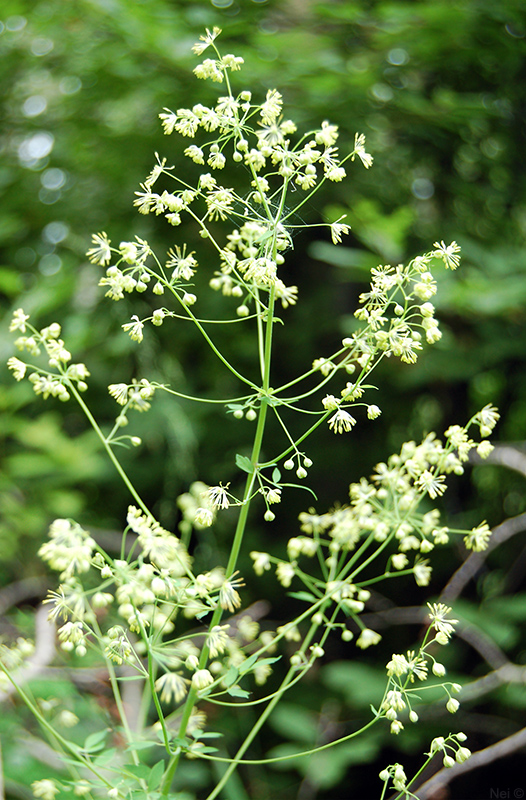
left=3, top=27, right=499, bottom=800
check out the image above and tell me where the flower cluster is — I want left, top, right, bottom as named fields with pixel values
left=30, top=500, right=279, bottom=727
left=8, top=310, right=90, bottom=401
left=378, top=729, right=470, bottom=795
left=252, top=415, right=495, bottom=608
left=83, top=26, right=371, bottom=333
left=381, top=604, right=462, bottom=735
left=39, top=519, right=97, bottom=581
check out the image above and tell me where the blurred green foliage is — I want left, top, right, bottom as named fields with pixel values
left=2, top=0, right=526, bottom=797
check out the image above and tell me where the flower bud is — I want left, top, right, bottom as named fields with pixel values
left=456, top=746, right=471, bottom=763
left=446, top=698, right=460, bottom=714
left=192, top=669, right=214, bottom=690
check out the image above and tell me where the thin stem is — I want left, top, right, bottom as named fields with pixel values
left=203, top=607, right=349, bottom=799
left=68, top=383, right=151, bottom=518
left=161, top=292, right=276, bottom=796
left=0, top=664, right=123, bottom=794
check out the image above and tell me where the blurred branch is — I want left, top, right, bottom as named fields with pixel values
left=359, top=605, right=526, bottom=702
left=0, top=578, right=48, bottom=615
left=441, top=511, right=526, bottom=602
left=474, top=444, right=526, bottom=477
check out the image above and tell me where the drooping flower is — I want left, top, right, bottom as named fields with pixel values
left=328, top=408, right=357, bottom=434
left=155, top=671, right=188, bottom=704
left=432, top=240, right=461, bottom=270
left=352, top=133, right=373, bottom=168
left=192, top=26, right=222, bottom=56
left=86, top=232, right=112, bottom=265
left=356, top=628, right=381, bottom=649
left=122, top=315, right=144, bottom=343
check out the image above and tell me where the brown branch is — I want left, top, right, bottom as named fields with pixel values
left=475, top=444, right=526, bottom=477
left=441, top=512, right=526, bottom=602
left=0, top=577, right=48, bottom=615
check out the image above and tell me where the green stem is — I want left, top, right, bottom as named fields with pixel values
left=68, top=383, right=151, bottom=518
left=203, top=608, right=329, bottom=800
left=161, top=289, right=276, bottom=796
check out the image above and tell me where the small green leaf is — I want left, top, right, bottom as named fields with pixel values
left=125, top=764, right=151, bottom=781
left=93, top=747, right=118, bottom=766
left=126, top=740, right=157, bottom=751
left=148, top=760, right=166, bottom=791
left=238, top=653, right=258, bottom=673
left=83, top=730, right=108, bottom=753
left=288, top=591, right=318, bottom=603
left=281, top=482, right=318, bottom=500
left=223, top=666, right=240, bottom=687
left=254, top=656, right=281, bottom=667
left=226, top=685, right=250, bottom=699
left=236, top=454, right=254, bottom=473
left=272, top=467, right=281, bottom=483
